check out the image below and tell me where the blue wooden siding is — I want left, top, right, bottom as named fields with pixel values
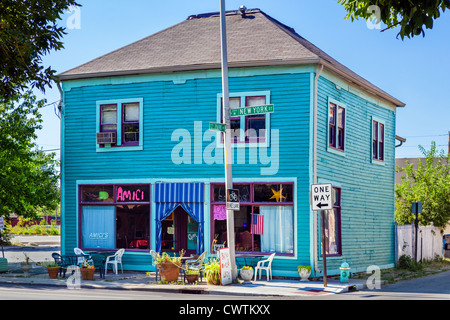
left=315, top=75, right=396, bottom=275
left=62, top=71, right=313, bottom=275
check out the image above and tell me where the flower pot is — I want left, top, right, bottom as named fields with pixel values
left=185, top=273, right=199, bottom=284
left=47, top=266, right=60, bottom=279
left=240, top=268, right=253, bottom=283
left=298, top=268, right=311, bottom=282
left=158, top=262, right=181, bottom=282
left=80, top=267, right=95, bottom=280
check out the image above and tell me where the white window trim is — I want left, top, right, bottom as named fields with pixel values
left=96, top=97, right=144, bottom=152
left=371, top=116, right=385, bottom=166
left=215, top=91, right=271, bottom=149
left=326, top=97, right=346, bottom=157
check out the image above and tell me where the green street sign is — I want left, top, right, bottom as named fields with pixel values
left=230, top=104, right=274, bottom=117
left=209, top=122, right=226, bottom=132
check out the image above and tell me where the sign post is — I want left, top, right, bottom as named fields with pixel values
left=310, top=183, right=333, bottom=287
left=220, top=0, right=237, bottom=281
left=226, top=189, right=240, bottom=211
left=411, top=202, right=423, bottom=262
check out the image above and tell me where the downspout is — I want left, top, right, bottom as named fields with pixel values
left=56, top=80, right=64, bottom=254
left=313, top=63, right=323, bottom=274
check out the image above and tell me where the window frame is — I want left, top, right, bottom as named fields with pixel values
left=210, top=182, right=294, bottom=256
left=371, top=116, right=385, bottom=165
left=320, top=186, right=342, bottom=257
left=96, top=98, right=143, bottom=152
left=78, top=183, right=151, bottom=252
left=216, top=91, right=271, bottom=148
left=327, top=98, right=346, bottom=156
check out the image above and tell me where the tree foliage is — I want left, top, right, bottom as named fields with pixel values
left=0, top=0, right=79, bottom=102
left=0, top=91, right=60, bottom=219
left=338, top=0, right=450, bottom=39
left=395, top=142, right=450, bottom=228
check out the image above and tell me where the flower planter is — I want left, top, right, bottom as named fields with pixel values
left=240, top=268, right=254, bottom=283
left=158, top=262, right=181, bottom=282
left=47, top=266, right=60, bottom=279
left=185, top=273, right=199, bottom=284
left=206, top=272, right=221, bottom=285
left=298, top=267, right=311, bottom=282
left=80, top=267, right=95, bottom=280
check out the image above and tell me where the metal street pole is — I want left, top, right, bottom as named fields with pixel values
left=220, top=0, right=237, bottom=281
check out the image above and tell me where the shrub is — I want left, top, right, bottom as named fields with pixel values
left=397, top=254, right=423, bottom=271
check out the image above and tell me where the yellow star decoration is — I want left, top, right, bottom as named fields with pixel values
left=269, top=188, right=286, bottom=202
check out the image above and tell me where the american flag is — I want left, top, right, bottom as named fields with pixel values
left=251, top=214, right=264, bottom=235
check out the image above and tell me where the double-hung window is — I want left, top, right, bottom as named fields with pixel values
left=97, top=98, right=143, bottom=152
left=372, top=117, right=385, bottom=163
left=328, top=98, right=346, bottom=154
left=217, top=91, right=271, bottom=147
left=321, top=186, right=342, bottom=256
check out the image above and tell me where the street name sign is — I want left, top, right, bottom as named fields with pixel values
left=230, top=104, right=274, bottom=117
left=209, top=122, right=226, bottom=132
left=310, top=183, right=332, bottom=211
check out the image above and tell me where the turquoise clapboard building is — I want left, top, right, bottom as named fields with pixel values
left=57, top=9, right=405, bottom=277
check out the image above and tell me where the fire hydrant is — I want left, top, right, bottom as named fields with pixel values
left=339, top=262, right=350, bottom=283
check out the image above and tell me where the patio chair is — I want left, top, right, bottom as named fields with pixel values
left=254, top=253, right=275, bottom=281
left=74, top=248, right=93, bottom=265
left=52, top=253, right=68, bottom=278
left=105, top=248, right=125, bottom=274
left=185, top=250, right=207, bottom=282
left=150, top=250, right=160, bottom=282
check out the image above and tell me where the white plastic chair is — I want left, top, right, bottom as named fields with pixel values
left=105, top=249, right=125, bottom=274
left=254, top=253, right=276, bottom=281
left=74, top=248, right=93, bottom=265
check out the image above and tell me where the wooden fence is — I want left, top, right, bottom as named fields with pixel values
left=396, top=224, right=443, bottom=262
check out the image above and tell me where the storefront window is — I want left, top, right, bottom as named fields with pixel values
left=211, top=183, right=294, bottom=255
left=79, top=184, right=150, bottom=251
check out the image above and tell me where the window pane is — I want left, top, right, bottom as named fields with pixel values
left=332, top=188, right=340, bottom=206
left=229, top=97, right=240, bottom=109
left=247, top=117, right=265, bottom=139
left=246, top=96, right=266, bottom=107
left=253, top=184, right=293, bottom=203
left=329, top=103, right=336, bottom=125
left=379, top=142, right=384, bottom=160
left=101, top=124, right=117, bottom=131
left=82, top=206, right=115, bottom=249
left=329, top=125, right=336, bottom=147
left=338, top=128, right=344, bottom=150
left=82, top=185, right=114, bottom=203
left=323, top=209, right=340, bottom=255
left=123, top=123, right=139, bottom=142
left=101, top=105, right=117, bottom=124
left=116, top=205, right=150, bottom=249
left=373, top=121, right=378, bottom=140
left=260, top=205, right=293, bottom=253
left=116, top=185, right=150, bottom=202
left=379, top=123, right=384, bottom=142
left=338, top=107, right=345, bottom=128
left=212, top=184, right=251, bottom=202
left=124, top=103, right=139, bottom=122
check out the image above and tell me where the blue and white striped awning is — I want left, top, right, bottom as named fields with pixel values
left=154, top=182, right=205, bottom=253
left=154, top=182, right=204, bottom=203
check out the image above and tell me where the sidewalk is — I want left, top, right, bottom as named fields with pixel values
left=0, top=262, right=370, bottom=297
left=0, top=236, right=371, bottom=297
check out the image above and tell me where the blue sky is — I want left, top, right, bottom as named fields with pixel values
left=36, top=0, right=450, bottom=160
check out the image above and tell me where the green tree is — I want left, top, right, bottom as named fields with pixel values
left=0, top=0, right=80, bottom=102
left=338, top=0, right=450, bottom=39
left=0, top=91, right=60, bottom=219
left=395, top=142, right=450, bottom=227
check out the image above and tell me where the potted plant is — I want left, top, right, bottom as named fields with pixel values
left=185, top=268, right=199, bottom=284
left=80, top=260, right=95, bottom=280
left=156, top=252, right=182, bottom=282
left=297, top=265, right=311, bottom=281
left=240, top=266, right=253, bottom=283
left=204, top=258, right=221, bottom=285
left=40, top=260, right=60, bottom=279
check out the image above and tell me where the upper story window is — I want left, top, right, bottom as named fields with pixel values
left=328, top=98, right=346, bottom=153
left=96, top=98, right=143, bottom=152
left=217, top=91, right=271, bottom=147
left=372, top=117, right=385, bottom=163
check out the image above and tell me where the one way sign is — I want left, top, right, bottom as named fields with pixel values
left=310, top=183, right=332, bottom=211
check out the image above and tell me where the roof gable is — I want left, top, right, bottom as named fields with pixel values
left=58, top=9, right=404, bottom=107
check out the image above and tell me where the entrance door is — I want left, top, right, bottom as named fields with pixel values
left=161, top=206, right=198, bottom=255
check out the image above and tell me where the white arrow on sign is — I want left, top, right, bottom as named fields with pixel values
left=310, top=183, right=333, bottom=211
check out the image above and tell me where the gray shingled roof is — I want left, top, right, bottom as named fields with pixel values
left=58, top=9, right=404, bottom=107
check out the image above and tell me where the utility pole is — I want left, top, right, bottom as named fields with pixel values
left=220, top=0, right=237, bottom=281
